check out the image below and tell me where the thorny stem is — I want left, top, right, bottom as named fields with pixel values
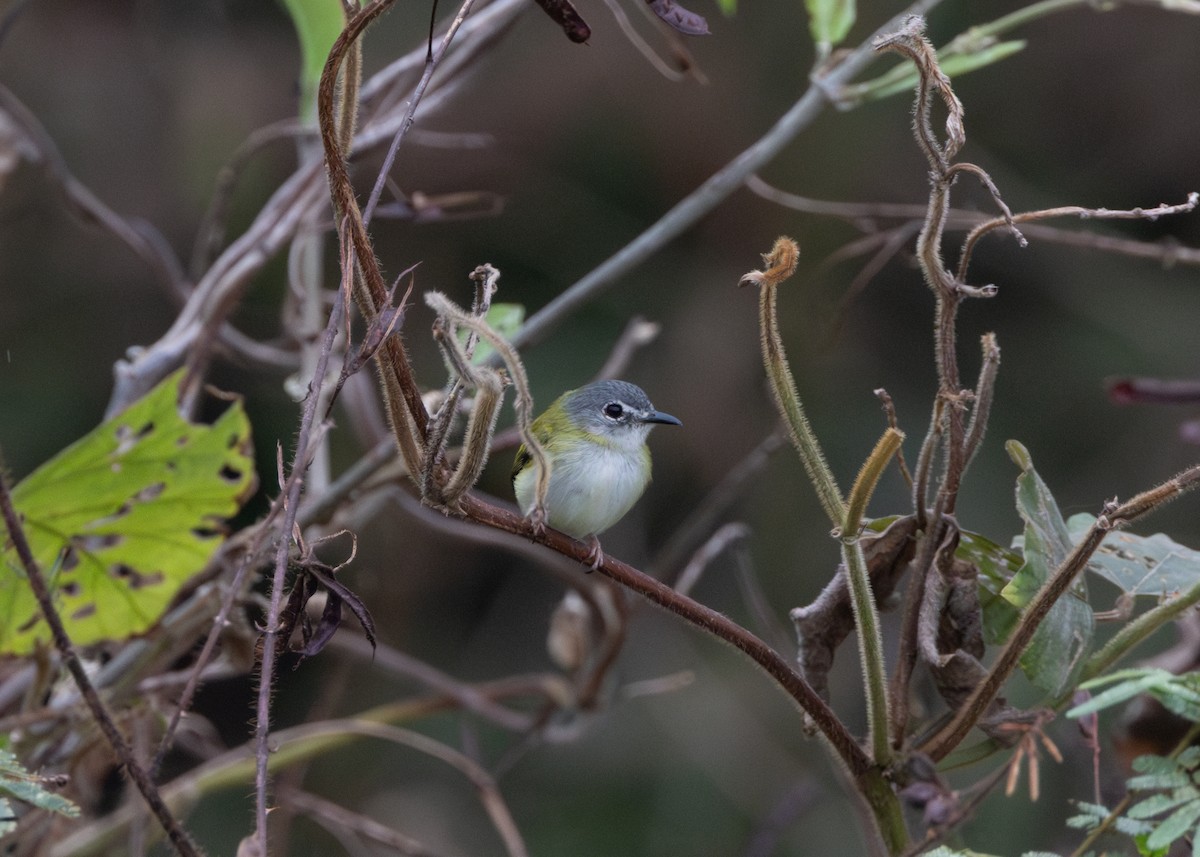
left=874, top=389, right=914, bottom=489
left=958, top=194, right=1200, bottom=281
left=252, top=234, right=349, bottom=849
left=876, top=17, right=994, bottom=522
left=426, top=315, right=504, bottom=505
left=872, top=19, right=1009, bottom=764
left=422, top=265, right=501, bottom=502
left=887, top=492, right=950, bottom=748
left=424, top=291, right=551, bottom=516
left=911, top=397, right=943, bottom=528
left=747, top=178, right=1200, bottom=270
left=0, top=473, right=203, bottom=857
left=961, top=334, right=1000, bottom=475
left=923, top=466, right=1200, bottom=760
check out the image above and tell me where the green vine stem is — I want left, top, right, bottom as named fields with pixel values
left=740, top=237, right=846, bottom=527
left=843, top=428, right=905, bottom=766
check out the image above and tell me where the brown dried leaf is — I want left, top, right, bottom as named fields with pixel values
left=791, top=515, right=918, bottom=699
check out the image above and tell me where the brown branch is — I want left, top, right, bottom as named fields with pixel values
left=957, top=193, right=1200, bottom=281
left=747, top=177, right=1200, bottom=269
left=454, top=492, right=873, bottom=778
left=317, top=0, right=429, bottom=477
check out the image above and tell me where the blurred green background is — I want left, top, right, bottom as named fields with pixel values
left=2, top=0, right=1200, bottom=854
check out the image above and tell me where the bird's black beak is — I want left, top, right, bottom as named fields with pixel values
left=643, top=410, right=682, bottom=427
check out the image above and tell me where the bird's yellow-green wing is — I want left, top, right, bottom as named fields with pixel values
left=510, top=406, right=559, bottom=483
left=511, top=444, right=531, bottom=484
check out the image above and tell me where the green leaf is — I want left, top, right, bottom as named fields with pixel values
left=865, top=517, right=1021, bottom=645
left=1146, top=798, right=1200, bottom=849
left=957, top=529, right=1022, bottom=644
left=0, top=748, right=79, bottom=818
left=805, top=0, right=854, bottom=47
left=715, top=0, right=736, bottom=15
left=457, top=303, right=524, bottom=365
left=1070, top=669, right=1179, bottom=717
left=1066, top=513, right=1200, bottom=597
left=1001, top=440, right=1094, bottom=695
left=281, top=0, right=346, bottom=122
left=1129, top=770, right=1194, bottom=793
left=1113, top=815, right=1154, bottom=836
left=1128, top=788, right=1199, bottom=821
left=846, top=39, right=1026, bottom=104
left=1, top=370, right=256, bottom=653
left=1133, top=833, right=1171, bottom=857
left=1073, top=669, right=1200, bottom=722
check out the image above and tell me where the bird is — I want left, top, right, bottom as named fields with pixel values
left=511, top=380, right=681, bottom=569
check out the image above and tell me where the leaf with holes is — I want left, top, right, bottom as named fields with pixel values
left=1066, top=513, right=1200, bottom=598
left=0, top=370, right=255, bottom=654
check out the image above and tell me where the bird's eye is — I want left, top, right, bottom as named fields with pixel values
left=603, top=402, right=624, bottom=419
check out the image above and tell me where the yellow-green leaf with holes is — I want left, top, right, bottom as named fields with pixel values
left=1, top=370, right=256, bottom=654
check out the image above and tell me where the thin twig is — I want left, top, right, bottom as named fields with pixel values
left=957, top=193, right=1200, bottom=281
left=504, top=0, right=946, bottom=357
left=0, top=85, right=186, bottom=298
left=251, top=231, right=350, bottom=849
left=654, top=431, right=784, bottom=581
left=748, top=176, right=1200, bottom=268
left=675, top=521, right=751, bottom=597
left=280, top=788, right=445, bottom=857
left=362, top=0, right=483, bottom=226
left=874, top=389, right=914, bottom=488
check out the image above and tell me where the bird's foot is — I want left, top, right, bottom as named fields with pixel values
left=583, top=535, right=605, bottom=573
left=528, top=505, right=548, bottom=539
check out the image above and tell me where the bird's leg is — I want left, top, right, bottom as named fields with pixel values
left=528, top=504, right=547, bottom=539
left=583, top=535, right=605, bottom=572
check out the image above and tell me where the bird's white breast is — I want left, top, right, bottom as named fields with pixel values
left=514, top=436, right=651, bottom=539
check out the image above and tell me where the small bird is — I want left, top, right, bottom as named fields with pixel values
left=512, top=380, right=681, bottom=569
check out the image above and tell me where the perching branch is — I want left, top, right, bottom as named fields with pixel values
left=452, top=491, right=873, bottom=778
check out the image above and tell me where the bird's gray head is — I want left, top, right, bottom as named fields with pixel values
left=565, top=380, right=682, bottom=439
